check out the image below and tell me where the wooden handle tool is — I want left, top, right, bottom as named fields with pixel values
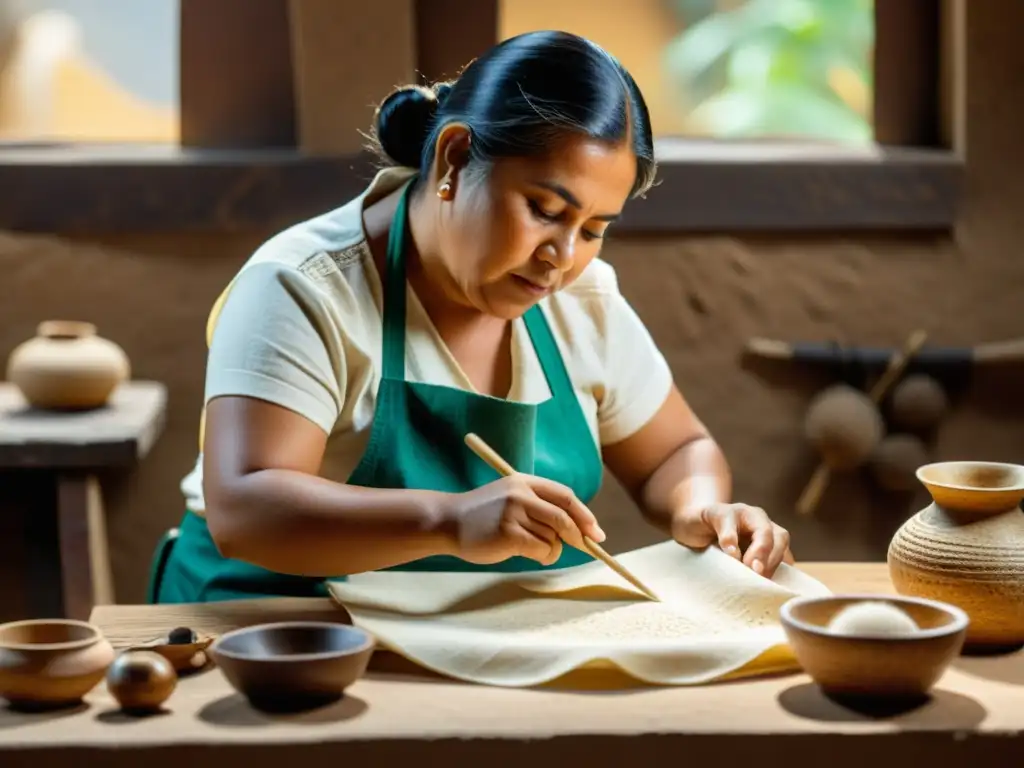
left=464, top=433, right=659, bottom=601
left=746, top=335, right=1024, bottom=366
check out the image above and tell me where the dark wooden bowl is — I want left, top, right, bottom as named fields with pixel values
left=209, top=621, right=374, bottom=713
left=780, top=593, right=968, bottom=702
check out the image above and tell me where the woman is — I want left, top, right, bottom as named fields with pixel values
left=158, top=30, right=792, bottom=604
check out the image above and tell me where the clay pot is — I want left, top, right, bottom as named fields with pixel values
left=0, top=619, right=116, bottom=710
left=888, top=461, right=1024, bottom=652
left=6, top=321, right=130, bottom=410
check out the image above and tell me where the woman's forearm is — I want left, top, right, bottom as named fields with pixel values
left=639, top=436, right=732, bottom=533
left=206, top=469, right=458, bottom=576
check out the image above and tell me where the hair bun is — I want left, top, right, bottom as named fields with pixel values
left=433, top=82, right=454, bottom=106
left=374, top=84, right=446, bottom=168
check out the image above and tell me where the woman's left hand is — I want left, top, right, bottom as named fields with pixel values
left=671, top=503, right=793, bottom=578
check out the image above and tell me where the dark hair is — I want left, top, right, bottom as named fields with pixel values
left=369, top=30, right=656, bottom=198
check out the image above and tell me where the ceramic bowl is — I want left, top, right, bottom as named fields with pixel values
left=0, top=619, right=115, bottom=710
left=209, top=621, right=374, bottom=713
left=780, top=594, right=968, bottom=701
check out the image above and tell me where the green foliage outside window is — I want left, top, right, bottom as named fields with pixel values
left=663, top=0, right=874, bottom=143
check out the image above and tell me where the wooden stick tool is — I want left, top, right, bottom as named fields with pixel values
left=464, top=433, right=660, bottom=602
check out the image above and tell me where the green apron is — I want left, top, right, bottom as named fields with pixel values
left=156, top=181, right=602, bottom=603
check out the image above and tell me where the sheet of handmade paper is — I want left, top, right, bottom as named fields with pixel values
left=327, top=540, right=831, bottom=687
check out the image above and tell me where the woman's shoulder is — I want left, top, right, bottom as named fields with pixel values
left=541, top=258, right=632, bottom=352
left=542, top=256, right=657, bottom=362
left=559, top=257, right=621, bottom=299
left=233, top=167, right=414, bottom=286
left=565, top=259, right=618, bottom=294
left=243, top=199, right=370, bottom=283
left=206, top=194, right=384, bottom=349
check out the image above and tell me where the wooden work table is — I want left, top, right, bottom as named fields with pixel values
left=0, top=563, right=1020, bottom=767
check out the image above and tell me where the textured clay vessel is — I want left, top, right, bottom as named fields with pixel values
left=888, top=461, right=1024, bottom=652
left=6, top=320, right=130, bottom=410
left=0, top=619, right=116, bottom=709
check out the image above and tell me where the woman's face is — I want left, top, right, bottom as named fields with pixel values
left=433, top=131, right=637, bottom=319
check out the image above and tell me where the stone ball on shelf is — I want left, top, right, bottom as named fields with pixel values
left=804, top=384, right=885, bottom=470
left=869, top=433, right=930, bottom=492
left=889, top=374, right=949, bottom=432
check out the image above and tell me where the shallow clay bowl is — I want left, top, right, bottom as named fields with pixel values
left=131, top=635, right=214, bottom=674
left=209, top=622, right=374, bottom=713
left=780, top=594, right=968, bottom=701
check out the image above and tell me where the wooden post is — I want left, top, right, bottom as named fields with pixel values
left=414, top=0, right=499, bottom=83
left=289, top=0, right=416, bottom=155
left=873, top=0, right=941, bottom=147
left=939, top=0, right=967, bottom=154
left=179, top=0, right=297, bottom=148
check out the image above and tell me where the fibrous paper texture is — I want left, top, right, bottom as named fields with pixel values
left=327, top=541, right=831, bottom=687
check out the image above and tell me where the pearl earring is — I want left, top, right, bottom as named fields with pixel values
left=437, top=181, right=453, bottom=200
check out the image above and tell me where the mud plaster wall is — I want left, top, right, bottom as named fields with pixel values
left=1, top=3, right=1022, bottom=613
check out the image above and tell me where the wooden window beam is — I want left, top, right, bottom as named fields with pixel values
left=0, top=0, right=963, bottom=234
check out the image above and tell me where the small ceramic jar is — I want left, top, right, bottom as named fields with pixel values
left=6, top=320, right=130, bottom=410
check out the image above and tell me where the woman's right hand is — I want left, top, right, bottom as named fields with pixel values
left=444, top=475, right=606, bottom=566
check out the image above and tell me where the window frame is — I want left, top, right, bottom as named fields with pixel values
left=0, top=0, right=963, bottom=234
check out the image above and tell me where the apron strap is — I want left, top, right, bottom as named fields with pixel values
left=381, top=181, right=415, bottom=381
left=523, top=304, right=576, bottom=402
